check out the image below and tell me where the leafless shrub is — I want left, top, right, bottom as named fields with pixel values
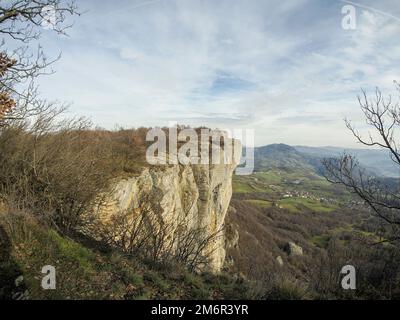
left=91, top=197, right=224, bottom=272
left=307, top=236, right=400, bottom=299
left=0, top=105, right=114, bottom=231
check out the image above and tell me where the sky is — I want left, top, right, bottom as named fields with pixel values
left=36, top=0, right=400, bottom=147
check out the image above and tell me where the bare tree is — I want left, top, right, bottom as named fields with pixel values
left=323, top=82, right=400, bottom=241
left=0, top=0, right=79, bottom=124
left=90, top=196, right=224, bottom=272
left=0, top=1, right=77, bottom=39
left=0, top=108, right=115, bottom=231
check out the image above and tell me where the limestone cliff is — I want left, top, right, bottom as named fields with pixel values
left=90, top=139, right=240, bottom=272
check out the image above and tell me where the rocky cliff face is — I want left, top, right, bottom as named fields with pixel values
left=91, top=140, right=239, bottom=272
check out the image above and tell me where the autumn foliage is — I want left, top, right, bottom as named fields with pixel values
left=0, top=53, right=16, bottom=123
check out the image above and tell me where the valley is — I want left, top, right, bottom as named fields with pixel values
left=224, top=144, right=400, bottom=298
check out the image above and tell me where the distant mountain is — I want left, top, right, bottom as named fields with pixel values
left=254, top=144, right=315, bottom=172
left=294, top=146, right=400, bottom=178
left=253, top=144, right=400, bottom=178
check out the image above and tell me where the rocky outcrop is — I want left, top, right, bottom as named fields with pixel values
left=225, top=215, right=240, bottom=251
left=276, top=256, right=284, bottom=266
left=284, top=242, right=303, bottom=256
left=90, top=137, right=240, bottom=272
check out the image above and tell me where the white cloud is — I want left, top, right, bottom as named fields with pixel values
left=37, top=0, right=400, bottom=147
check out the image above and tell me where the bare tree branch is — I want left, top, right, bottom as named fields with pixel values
left=323, top=83, right=400, bottom=241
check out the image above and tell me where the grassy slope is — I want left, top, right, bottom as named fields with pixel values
left=0, top=215, right=251, bottom=300
left=1, top=167, right=381, bottom=300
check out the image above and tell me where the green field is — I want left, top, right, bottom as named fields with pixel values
left=233, top=168, right=345, bottom=214
left=279, top=197, right=337, bottom=213
left=244, top=199, right=273, bottom=208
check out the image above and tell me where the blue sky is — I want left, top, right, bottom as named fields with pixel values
left=37, top=0, right=400, bottom=147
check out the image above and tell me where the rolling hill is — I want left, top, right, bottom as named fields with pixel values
left=252, top=144, right=400, bottom=178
